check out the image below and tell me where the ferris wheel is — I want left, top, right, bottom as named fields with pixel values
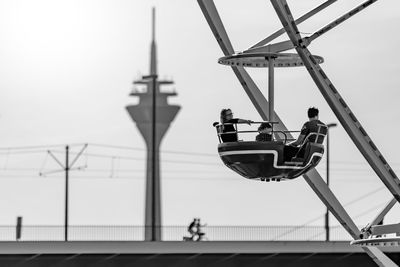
left=198, top=0, right=399, bottom=266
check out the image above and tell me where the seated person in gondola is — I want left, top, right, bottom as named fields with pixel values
left=284, top=107, right=326, bottom=162
left=255, top=122, right=272, bottom=142
left=217, top=108, right=253, bottom=142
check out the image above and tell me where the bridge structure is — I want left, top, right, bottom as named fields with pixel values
left=1, top=241, right=400, bottom=267
left=2, top=224, right=397, bottom=266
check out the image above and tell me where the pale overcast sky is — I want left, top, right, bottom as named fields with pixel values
left=0, top=0, right=399, bottom=236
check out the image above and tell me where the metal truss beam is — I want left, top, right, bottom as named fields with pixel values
left=305, top=0, right=378, bottom=46
left=245, top=0, right=338, bottom=54
left=244, top=40, right=294, bottom=54
left=361, top=198, right=397, bottom=238
left=369, top=198, right=397, bottom=228
left=371, top=223, right=400, bottom=236
left=198, top=0, right=361, bottom=247
left=250, top=0, right=337, bottom=49
left=270, top=0, right=400, bottom=202
left=270, top=0, right=397, bottom=265
left=364, top=247, right=398, bottom=267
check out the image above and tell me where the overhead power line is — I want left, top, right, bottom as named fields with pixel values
left=0, top=143, right=86, bottom=151
left=2, top=143, right=400, bottom=168
left=88, top=143, right=217, bottom=157
left=0, top=149, right=48, bottom=155
left=41, top=150, right=221, bottom=166
left=0, top=143, right=217, bottom=158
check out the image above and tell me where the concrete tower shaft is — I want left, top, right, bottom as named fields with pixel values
left=126, top=7, right=180, bottom=241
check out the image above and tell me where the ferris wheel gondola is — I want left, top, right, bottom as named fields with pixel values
left=212, top=51, right=327, bottom=181
left=213, top=122, right=327, bottom=181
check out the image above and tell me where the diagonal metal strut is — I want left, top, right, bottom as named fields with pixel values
left=249, top=0, right=337, bottom=50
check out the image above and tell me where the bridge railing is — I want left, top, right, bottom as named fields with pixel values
left=0, top=225, right=354, bottom=241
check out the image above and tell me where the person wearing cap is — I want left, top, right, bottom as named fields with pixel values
left=255, top=122, right=273, bottom=142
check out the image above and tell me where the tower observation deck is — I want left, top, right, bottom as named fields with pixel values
left=126, top=7, right=180, bottom=241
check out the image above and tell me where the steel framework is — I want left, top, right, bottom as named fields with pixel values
left=197, top=0, right=399, bottom=266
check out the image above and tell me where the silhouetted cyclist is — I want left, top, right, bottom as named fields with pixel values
left=184, top=218, right=206, bottom=241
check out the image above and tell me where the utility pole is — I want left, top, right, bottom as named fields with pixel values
left=40, top=144, right=87, bottom=241
left=325, top=123, right=337, bottom=241
left=65, top=146, right=69, bottom=241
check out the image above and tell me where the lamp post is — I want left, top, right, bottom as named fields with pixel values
left=325, top=122, right=337, bottom=241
